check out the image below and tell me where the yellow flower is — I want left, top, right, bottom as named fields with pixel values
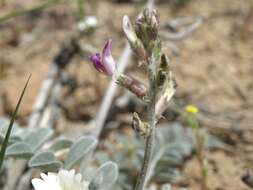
left=185, top=105, right=198, bottom=114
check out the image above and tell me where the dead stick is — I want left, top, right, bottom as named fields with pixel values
left=28, top=38, right=79, bottom=129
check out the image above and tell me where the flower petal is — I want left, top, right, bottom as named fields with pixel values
left=101, top=40, right=116, bottom=76
left=32, top=179, right=47, bottom=190
left=89, top=53, right=107, bottom=73
left=102, top=39, right=112, bottom=57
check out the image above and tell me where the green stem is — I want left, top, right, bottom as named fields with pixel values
left=195, top=130, right=208, bottom=190
left=0, top=0, right=62, bottom=23
left=135, top=59, right=157, bottom=190
left=77, top=0, right=85, bottom=20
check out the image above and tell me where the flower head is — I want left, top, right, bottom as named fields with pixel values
left=31, top=169, right=89, bottom=190
left=185, top=105, right=199, bottom=114
left=89, top=39, right=116, bottom=76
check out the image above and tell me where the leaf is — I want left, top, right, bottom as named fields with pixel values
left=89, top=161, right=118, bottom=190
left=205, top=133, right=226, bottom=149
left=0, top=117, right=23, bottom=143
left=29, top=151, right=61, bottom=172
left=5, top=142, right=33, bottom=158
left=161, top=184, right=172, bottom=190
left=153, top=167, right=179, bottom=183
left=0, top=75, right=30, bottom=169
left=24, top=127, right=53, bottom=152
left=94, top=152, right=110, bottom=165
left=64, top=136, right=97, bottom=169
left=50, top=137, right=73, bottom=152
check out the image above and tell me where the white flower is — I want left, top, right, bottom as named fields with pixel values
left=31, top=169, right=89, bottom=190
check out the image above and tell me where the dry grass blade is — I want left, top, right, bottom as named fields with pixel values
left=0, top=0, right=62, bottom=23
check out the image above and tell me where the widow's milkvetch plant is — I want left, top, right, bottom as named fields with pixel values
left=89, top=8, right=176, bottom=190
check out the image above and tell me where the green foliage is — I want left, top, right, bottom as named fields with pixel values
left=64, top=136, right=97, bottom=169
left=0, top=118, right=24, bottom=144
left=49, top=137, right=73, bottom=152
left=0, top=120, right=97, bottom=171
left=89, top=161, right=119, bottom=190
left=3, top=127, right=53, bottom=158
left=95, top=123, right=225, bottom=189
left=161, top=184, right=171, bottom=190
left=29, top=151, right=62, bottom=172
left=5, top=142, right=33, bottom=158
left=24, top=128, right=54, bottom=152
left=0, top=117, right=119, bottom=187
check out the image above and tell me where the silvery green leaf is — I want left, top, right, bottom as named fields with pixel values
left=50, top=137, right=73, bottom=152
left=147, top=184, right=158, bottom=190
left=0, top=118, right=19, bottom=135
left=161, top=184, right=171, bottom=190
left=0, top=117, right=23, bottom=143
left=154, top=168, right=179, bottom=182
left=5, top=142, right=33, bottom=158
left=94, top=152, right=110, bottom=165
left=116, top=173, right=132, bottom=190
left=29, top=151, right=61, bottom=172
left=159, top=151, right=183, bottom=166
left=89, top=161, right=118, bottom=190
left=0, top=135, right=22, bottom=145
left=24, top=128, right=53, bottom=152
left=64, top=136, right=97, bottom=169
left=205, top=134, right=226, bottom=149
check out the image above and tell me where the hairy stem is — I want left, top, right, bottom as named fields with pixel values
left=135, top=59, right=157, bottom=190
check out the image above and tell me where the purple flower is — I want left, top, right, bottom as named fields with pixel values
left=89, top=39, right=116, bottom=76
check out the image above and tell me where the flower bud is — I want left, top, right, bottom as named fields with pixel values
left=123, top=15, right=138, bottom=45
left=151, top=9, right=159, bottom=30
left=117, top=74, right=147, bottom=98
left=123, top=15, right=147, bottom=61
left=132, top=112, right=150, bottom=138
left=157, top=54, right=170, bottom=87
left=135, top=8, right=159, bottom=43
left=155, top=70, right=176, bottom=116
left=160, top=54, right=169, bottom=70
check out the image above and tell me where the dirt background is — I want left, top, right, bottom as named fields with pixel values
left=0, top=0, right=253, bottom=189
